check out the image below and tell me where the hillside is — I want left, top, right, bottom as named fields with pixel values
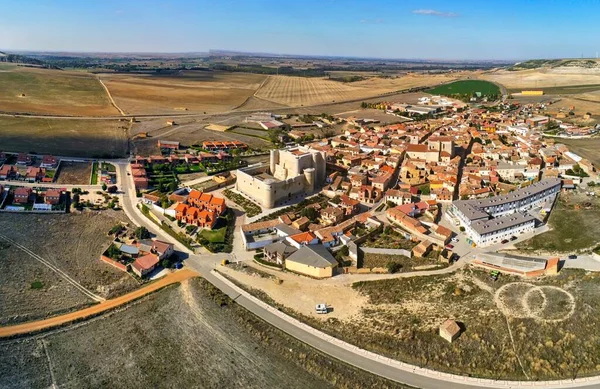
left=509, top=58, right=600, bottom=71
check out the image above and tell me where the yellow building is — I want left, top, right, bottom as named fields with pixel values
left=521, top=90, right=544, bottom=96
left=284, top=245, right=338, bottom=278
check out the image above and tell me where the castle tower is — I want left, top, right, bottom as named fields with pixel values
left=304, top=168, right=316, bottom=193
left=270, top=149, right=279, bottom=175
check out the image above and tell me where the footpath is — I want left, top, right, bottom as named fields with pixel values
left=0, top=269, right=199, bottom=338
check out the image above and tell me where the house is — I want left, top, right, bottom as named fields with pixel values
left=25, top=167, right=46, bottom=182
left=0, top=165, right=16, bottom=180
left=41, top=155, right=58, bottom=168
left=291, top=216, right=310, bottom=231
left=175, top=203, right=189, bottom=220
left=131, top=253, right=160, bottom=278
left=263, top=241, right=297, bottom=265
left=44, top=190, right=61, bottom=205
left=284, top=244, right=338, bottom=278
left=13, top=187, right=32, bottom=204
left=412, top=240, right=433, bottom=258
left=16, top=153, right=32, bottom=166
left=320, top=206, right=344, bottom=226
left=133, top=177, right=149, bottom=190
left=151, top=240, right=174, bottom=260
left=157, top=140, right=180, bottom=150
left=439, top=319, right=461, bottom=343
left=286, top=231, right=319, bottom=249
left=197, top=209, right=218, bottom=229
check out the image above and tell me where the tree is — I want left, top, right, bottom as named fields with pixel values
left=107, top=185, right=118, bottom=194
left=168, top=181, right=177, bottom=193
left=106, top=244, right=121, bottom=260
left=331, top=195, right=341, bottom=204
left=134, top=226, right=150, bottom=240
left=360, top=102, right=368, bottom=109
left=102, top=182, right=107, bottom=191
left=301, top=207, right=319, bottom=222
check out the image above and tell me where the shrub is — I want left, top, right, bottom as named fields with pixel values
left=386, top=261, right=402, bottom=274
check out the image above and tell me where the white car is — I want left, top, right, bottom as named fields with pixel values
left=315, top=303, right=328, bottom=314
left=451, top=237, right=459, bottom=243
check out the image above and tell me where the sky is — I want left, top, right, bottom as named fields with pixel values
left=0, top=0, right=599, bottom=60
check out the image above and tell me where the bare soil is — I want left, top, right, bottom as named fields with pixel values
left=54, top=161, right=92, bottom=185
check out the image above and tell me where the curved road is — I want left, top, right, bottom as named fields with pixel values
left=112, top=161, right=600, bottom=389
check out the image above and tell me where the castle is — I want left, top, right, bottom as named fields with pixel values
left=235, top=146, right=327, bottom=209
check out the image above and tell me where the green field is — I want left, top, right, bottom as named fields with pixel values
left=0, top=66, right=117, bottom=116
left=427, top=80, right=500, bottom=98
left=198, top=227, right=226, bottom=243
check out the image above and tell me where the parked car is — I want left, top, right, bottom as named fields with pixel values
left=490, top=270, right=500, bottom=281
left=568, top=255, right=577, bottom=259
left=510, top=236, right=518, bottom=241
left=315, top=303, right=328, bottom=314
left=451, top=237, right=459, bottom=243
left=445, top=244, right=454, bottom=249
left=501, top=239, right=509, bottom=244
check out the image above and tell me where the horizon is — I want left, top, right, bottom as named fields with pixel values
left=2, top=0, right=600, bottom=60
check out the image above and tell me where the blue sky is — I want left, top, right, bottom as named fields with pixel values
left=0, top=0, right=598, bottom=60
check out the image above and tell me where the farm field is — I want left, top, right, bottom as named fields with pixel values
left=482, top=68, right=600, bottom=89
left=556, top=138, right=600, bottom=166
left=100, top=71, right=267, bottom=115
left=0, top=116, right=128, bottom=157
left=254, top=74, right=458, bottom=107
left=0, top=211, right=139, bottom=324
left=0, top=278, right=407, bottom=389
left=0, top=65, right=117, bottom=116
left=55, top=161, right=92, bottom=185
left=427, top=80, right=500, bottom=96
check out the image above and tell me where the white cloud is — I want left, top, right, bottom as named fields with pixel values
left=412, top=9, right=458, bottom=17
left=360, top=18, right=384, bottom=24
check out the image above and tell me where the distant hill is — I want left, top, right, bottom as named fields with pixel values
left=509, top=58, right=600, bottom=71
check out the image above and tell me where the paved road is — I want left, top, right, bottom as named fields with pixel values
left=6, top=159, right=597, bottom=388
left=0, top=269, right=198, bottom=338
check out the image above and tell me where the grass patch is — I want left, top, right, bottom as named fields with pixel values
left=30, top=281, right=43, bottom=290
left=516, top=193, right=600, bottom=253
left=198, top=227, right=226, bottom=243
left=90, top=162, right=98, bottom=184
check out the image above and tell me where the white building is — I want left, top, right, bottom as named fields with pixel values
left=451, top=178, right=561, bottom=247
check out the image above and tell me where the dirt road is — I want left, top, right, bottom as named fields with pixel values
left=0, top=269, right=199, bottom=338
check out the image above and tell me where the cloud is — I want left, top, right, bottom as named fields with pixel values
left=360, top=18, right=384, bottom=24
left=412, top=9, right=458, bottom=17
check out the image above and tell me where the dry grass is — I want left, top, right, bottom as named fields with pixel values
left=0, top=279, right=407, bottom=389
left=0, top=116, right=128, bottom=157
left=0, top=66, right=117, bottom=116
left=254, top=74, right=458, bottom=107
left=100, top=71, right=267, bottom=115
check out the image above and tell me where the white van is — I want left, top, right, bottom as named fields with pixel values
left=315, top=303, right=328, bottom=314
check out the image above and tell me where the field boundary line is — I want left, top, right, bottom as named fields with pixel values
left=42, top=339, right=58, bottom=389
left=0, top=233, right=105, bottom=302
left=96, top=76, right=126, bottom=116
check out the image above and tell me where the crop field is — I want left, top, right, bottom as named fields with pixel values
left=427, top=80, right=500, bottom=96
left=55, top=161, right=92, bottom=185
left=100, top=71, right=267, bottom=115
left=254, top=74, right=458, bottom=107
left=0, top=65, right=117, bottom=116
left=482, top=68, right=600, bottom=89
left=0, top=278, right=407, bottom=389
left=0, top=116, right=128, bottom=157
left=0, top=211, right=139, bottom=325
